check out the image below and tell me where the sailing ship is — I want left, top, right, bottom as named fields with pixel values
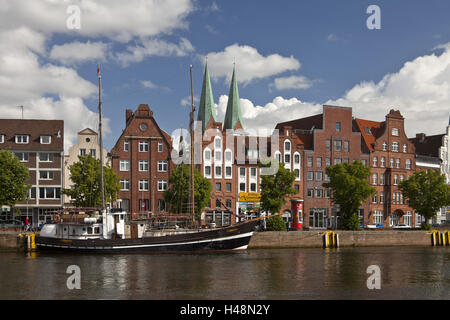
left=35, top=65, right=260, bottom=253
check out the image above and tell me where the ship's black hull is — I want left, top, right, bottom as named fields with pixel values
left=36, top=220, right=258, bottom=253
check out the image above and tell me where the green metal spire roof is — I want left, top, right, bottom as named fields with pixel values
left=223, top=67, right=244, bottom=131
left=197, top=63, right=217, bottom=132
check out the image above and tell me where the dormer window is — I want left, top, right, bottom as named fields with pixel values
left=15, top=135, right=29, bottom=144
left=392, top=128, right=399, bottom=136
left=40, top=135, right=51, bottom=144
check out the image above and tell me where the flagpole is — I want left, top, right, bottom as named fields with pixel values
left=98, top=64, right=106, bottom=211
left=189, top=65, right=195, bottom=227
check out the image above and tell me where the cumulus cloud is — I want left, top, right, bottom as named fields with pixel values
left=116, top=37, right=195, bottom=66
left=141, top=80, right=171, bottom=93
left=0, top=0, right=194, bottom=42
left=271, top=75, right=313, bottom=90
left=202, top=44, right=301, bottom=85
left=50, top=41, right=109, bottom=65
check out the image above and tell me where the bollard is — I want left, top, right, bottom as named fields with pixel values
left=335, top=233, right=339, bottom=248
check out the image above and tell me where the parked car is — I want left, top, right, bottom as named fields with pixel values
left=0, top=219, right=24, bottom=229
left=392, top=224, right=411, bottom=229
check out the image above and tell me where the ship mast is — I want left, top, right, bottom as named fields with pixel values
left=98, top=64, right=106, bottom=211
left=189, top=65, right=195, bottom=226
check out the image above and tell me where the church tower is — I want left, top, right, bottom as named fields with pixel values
left=197, top=62, right=217, bottom=133
left=222, top=67, right=244, bottom=131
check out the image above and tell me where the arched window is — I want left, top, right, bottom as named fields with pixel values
left=284, top=140, right=291, bottom=152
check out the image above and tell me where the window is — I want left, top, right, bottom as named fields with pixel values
left=316, top=189, right=323, bottom=198
left=205, top=166, right=211, bottom=177
left=294, top=154, right=300, bottom=164
left=326, top=157, right=331, bottom=167
left=14, top=152, right=29, bottom=162
left=240, top=167, right=246, bottom=177
left=158, top=142, right=163, bottom=152
left=120, top=160, right=130, bottom=171
left=40, top=135, right=51, bottom=144
left=380, top=192, right=384, bottom=204
left=393, top=174, right=398, bottom=185
left=15, top=135, right=29, bottom=144
left=275, top=152, right=281, bottom=163
left=124, top=141, right=129, bottom=152
left=39, top=171, right=54, bottom=180
left=139, top=141, right=149, bottom=152
left=334, top=140, right=342, bottom=152
left=215, top=137, right=221, bottom=149
left=79, top=149, right=86, bottom=156
left=216, top=183, right=221, bottom=192
left=157, top=160, right=168, bottom=172
left=39, top=153, right=54, bottom=162
left=120, top=179, right=130, bottom=191
left=226, top=183, right=231, bottom=192
left=316, top=171, right=323, bottom=181
left=382, top=141, right=387, bottom=151
left=158, top=199, right=167, bottom=212
left=325, top=189, right=331, bottom=198
left=250, top=183, right=257, bottom=192
left=307, top=189, right=314, bottom=197
left=403, top=144, right=407, bottom=153
left=361, top=159, right=367, bottom=166
left=372, top=192, right=377, bottom=203
left=225, top=166, right=232, bottom=177
left=226, top=199, right=232, bottom=208
left=316, top=157, right=322, bottom=168
left=284, top=154, right=290, bottom=163
left=344, top=158, right=349, bottom=163
left=374, top=210, right=383, bottom=225
left=372, top=173, right=378, bottom=185
left=396, top=158, right=400, bottom=168
left=344, top=141, right=349, bottom=152
left=307, top=171, right=313, bottom=181
left=406, top=159, right=411, bottom=169
left=392, top=128, right=399, bottom=136
left=225, top=150, right=232, bottom=162
left=380, top=173, right=385, bottom=185
left=139, top=160, right=149, bottom=171
left=392, top=142, right=399, bottom=152
left=307, top=156, right=313, bottom=167
left=400, top=175, right=404, bottom=182
left=204, top=149, right=211, bottom=161
left=326, top=139, right=331, bottom=151
left=158, top=180, right=168, bottom=191
left=139, top=199, right=149, bottom=211
left=381, top=156, right=385, bottom=168
left=294, top=169, right=300, bottom=180
left=390, top=158, right=394, bottom=168
left=250, top=168, right=257, bottom=177
left=39, top=187, right=60, bottom=199
left=373, top=156, right=378, bottom=167
left=27, top=187, right=36, bottom=199
left=0, top=134, right=4, bottom=143
left=239, top=183, right=246, bottom=192
left=336, top=122, right=341, bottom=131
left=215, top=151, right=221, bottom=162
left=139, top=179, right=149, bottom=191
left=284, top=141, right=291, bottom=151
left=90, top=149, right=96, bottom=158
left=334, top=158, right=341, bottom=165
left=215, top=166, right=222, bottom=177
left=294, top=184, right=300, bottom=193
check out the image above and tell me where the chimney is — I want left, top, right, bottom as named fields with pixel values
left=416, top=133, right=426, bottom=142
left=126, top=109, right=133, bottom=125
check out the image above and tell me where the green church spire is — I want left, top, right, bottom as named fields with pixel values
left=223, top=67, right=244, bottom=131
left=197, top=62, right=217, bottom=132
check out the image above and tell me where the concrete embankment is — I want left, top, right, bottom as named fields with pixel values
left=248, top=230, right=437, bottom=248
left=0, top=232, right=20, bottom=251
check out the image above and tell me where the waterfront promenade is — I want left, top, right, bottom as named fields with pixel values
left=0, top=229, right=443, bottom=251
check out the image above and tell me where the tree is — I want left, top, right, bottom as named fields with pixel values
left=265, top=215, right=287, bottom=231
left=399, top=169, right=450, bottom=230
left=323, top=161, right=375, bottom=230
left=260, top=161, right=296, bottom=214
left=164, top=164, right=212, bottom=218
left=63, top=154, right=121, bottom=208
left=0, top=150, right=30, bottom=209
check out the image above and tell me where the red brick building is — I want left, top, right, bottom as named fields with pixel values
left=0, top=119, right=64, bottom=227
left=354, top=109, right=416, bottom=227
left=109, top=104, right=173, bottom=219
left=276, top=105, right=368, bottom=229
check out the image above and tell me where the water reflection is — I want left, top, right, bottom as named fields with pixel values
left=0, top=247, right=448, bottom=300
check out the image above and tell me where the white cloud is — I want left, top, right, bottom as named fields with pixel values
left=0, top=0, right=194, bottom=42
left=141, top=80, right=171, bottom=93
left=327, top=33, right=338, bottom=41
left=180, top=95, right=199, bottom=107
left=116, top=37, right=195, bottom=66
left=50, top=41, right=109, bottom=65
left=271, top=75, right=313, bottom=90
left=202, top=44, right=301, bottom=85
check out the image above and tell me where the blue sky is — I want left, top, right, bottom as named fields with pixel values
left=0, top=0, right=449, bottom=151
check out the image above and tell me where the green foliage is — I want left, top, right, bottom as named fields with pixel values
left=260, top=162, right=296, bottom=214
left=265, top=215, right=287, bottom=231
left=399, top=169, right=450, bottom=225
left=63, top=154, right=121, bottom=207
left=323, top=161, right=375, bottom=230
left=0, top=150, right=30, bottom=208
left=164, top=164, right=212, bottom=218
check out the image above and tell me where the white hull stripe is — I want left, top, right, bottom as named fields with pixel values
left=39, top=232, right=253, bottom=250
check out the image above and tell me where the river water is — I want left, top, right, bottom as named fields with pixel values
left=0, top=246, right=448, bottom=300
